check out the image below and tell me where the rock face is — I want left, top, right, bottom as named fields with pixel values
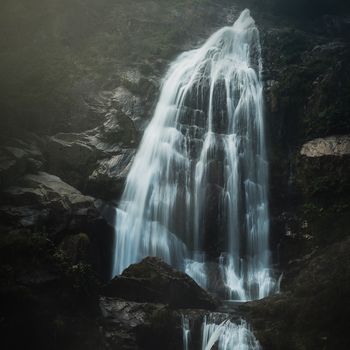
left=99, top=297, right=182, bottom=350
left=300, top=135, right=350, bottom=157
left=104, top=257, right=219, bottom=310
left=39, top=87, right=139, bottom=199
left=1, top=1, right=350, bottom=349
left=87, top=150, right=135, bottom=200
left=0, top=132, right=45, bottom=189
left=260, top=5, right=350, bottom=283
left=0, top=172, right=95, bottom=233
left=45, top=133, right=98, bottom=190
left=99, top=259, right=228, bottom=350
left=241, top=237, right=350, bottom=350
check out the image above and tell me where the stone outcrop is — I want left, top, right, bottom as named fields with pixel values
left=99, top=297, right=181, bottom=350
left=0, top=172, right=95, bottom=234
left=45, top=133, right=98, bottom=189
left=87, top=150, right=135, bottom=200
left=0, top=132, right=45, bottom=189
left=300, top=135, right=350, bottom=157
left=1, top=1, right=350, bottom=349
left=104, top=257, right=219, bottom=310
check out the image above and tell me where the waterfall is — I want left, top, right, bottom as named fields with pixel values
left=201, top=317, right=261, bottom=350
left=181, top=315, right=261, bottom=350
left=112, top=9, right=278, bottom=301
left=182, top=315, right=191, bottom=350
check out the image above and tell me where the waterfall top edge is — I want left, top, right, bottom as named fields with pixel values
left=232, top=9, right=255, bottom=31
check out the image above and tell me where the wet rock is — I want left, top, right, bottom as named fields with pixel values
left=100, top=297, right=167, bottom=350
left=204, top=184, right=226, bottom=258
left=21, top=172, right=94, bottom=208
left=205, top=261, right=228, bottom=297
left=100, top=109, right=137, bottom=146
left=0, top=134, right=44, bottom=189
left=45, top=133, right=98, bottom=190
left=87, top=150, right=135, bottom=200
left=104, top=257, right=219, bottom=310
left=241, top=237, right=350, bottom=350
left=110, top=86, right=148, bottom=132
left=42, top=92, right=138, bottom=198
left=0, top=172, right=95, bottom=234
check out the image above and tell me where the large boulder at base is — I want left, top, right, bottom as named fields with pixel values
left=104, top=257, right=219, bottom=310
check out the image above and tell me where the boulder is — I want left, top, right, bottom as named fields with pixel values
left=300, top=135, right=350, bottom=157
left=19, top=172, right=94, bottom=209
left=103, top=257, right=219, bottom=310
left=0, top=172, right=95, bottom=234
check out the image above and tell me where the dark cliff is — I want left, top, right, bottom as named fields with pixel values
left=0, top=1, right=349, bottom=349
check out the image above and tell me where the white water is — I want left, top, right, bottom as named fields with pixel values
left=112, top=9, right=278, bottom=301
left=181, top=314, right=261, bottom=350
left=201, top=317, right=261, bottom=350
left=182, top=315, right=191, bottom=350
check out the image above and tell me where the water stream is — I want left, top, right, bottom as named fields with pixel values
left=113, top=9, right=277, bottom=349
left=113, top=8, right=277, bottom=302
left=201, top=316, right=261, bottom=350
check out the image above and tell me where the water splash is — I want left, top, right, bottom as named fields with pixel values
left=185, top=252, right=208, bottom=289
left=201, top=316, right=261, bottom=350
left=112, top=9, right=277, bottom=300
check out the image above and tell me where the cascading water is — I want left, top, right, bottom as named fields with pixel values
left=182, top=315, right=191, bottom=350
left=181, top=314, right=261, bottom=350
left=113, top=9, right=278, bottom=301
left=201, top=317, right=261, bottom=350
